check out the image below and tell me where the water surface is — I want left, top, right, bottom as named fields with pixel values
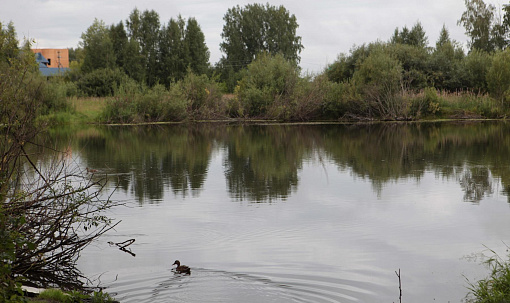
left=47, top=122, right=510, bottom=302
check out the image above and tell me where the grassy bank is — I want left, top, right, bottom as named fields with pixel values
left=63, top=90, right=507, bottom=125
left=24, top=288, right=116, bottom=303
left=69, top=97, right=108, bottom=122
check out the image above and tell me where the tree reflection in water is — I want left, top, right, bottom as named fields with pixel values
left=44, top=121, right=510, bottom=203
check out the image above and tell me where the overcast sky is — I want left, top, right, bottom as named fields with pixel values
left=1, top=0, right=505, bottom=72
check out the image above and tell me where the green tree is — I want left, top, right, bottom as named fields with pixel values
left=391, top=22, right=428, bottom=48
left=141, top=10, right=160, bottom=86
left=184, top=17, right=210, bottom=76
left=352, top=47, right=404, bottom=118
left=458, top=0, right=508, bottom=52
left=236, top=53, right=300, bottom=117
left=123, top=38, right=145, bottom=83
left=109, top=21, right=128, bottom=70
left=326, top=44, right=371, bottom=83
left=461, top=49, right=492, bottom=92
left=436, top=24, right=451, bottom=48
left=387, top=43, right=429, bottom=90
left=428, top=25, right=465, bottom=91
left=80, top=18, right=116, bottom=73
left=126, top=8, right=142, bottom=45
left=486, top=49, right=510, bottom=103
left=159, top=16, right=186, bottom=85
left=220, top=3, right=303, bottom=72
left=126, top=8, right=161, bottom=86
left=0, top=21, right=18, bottom=65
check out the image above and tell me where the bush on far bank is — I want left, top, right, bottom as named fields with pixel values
left=100, top=70, right=226, bottom=123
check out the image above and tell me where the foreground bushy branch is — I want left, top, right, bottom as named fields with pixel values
left=5, top=159, right=118, bottom=290
left=1, top=35, right=118, bottom=298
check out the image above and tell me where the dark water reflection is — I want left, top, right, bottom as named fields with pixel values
left=43, top=121, right=510, bottom=302
left=57, top=121, right=510, bottom=204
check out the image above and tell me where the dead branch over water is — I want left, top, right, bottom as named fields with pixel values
left=4, top=155, right=119, bottom=290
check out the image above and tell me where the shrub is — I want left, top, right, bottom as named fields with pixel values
left=101, top=82, right=188, bottom=123
left=236, top=53, right=300, bottom=118
left=321, top=76, right=366, bottom=119
left=486, top=49, right=510, bottom=105
left=352, top=48, right=405, bottom=118
left=462, top=49, right=492, bottom=93
left=387, top=43, right=429, bottom=90
left=41, top=80, right=72, bottom=114
left=409, top=87, right=442, bottom=118
left=77, top=68, right=135, bottom=97
left=172, top=70, right=226, bottom=120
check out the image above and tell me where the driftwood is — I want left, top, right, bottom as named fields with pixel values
left=108, top=239, right=136, bottom=257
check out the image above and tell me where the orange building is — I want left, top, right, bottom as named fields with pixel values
left=31, top=48, right=69, bottom=68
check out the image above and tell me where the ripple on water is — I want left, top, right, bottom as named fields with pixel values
left=107, top=267, right=381, bottom=303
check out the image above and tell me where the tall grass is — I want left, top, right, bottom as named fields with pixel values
left=466, top=246, right=510, bottom=303
left=405, top=88, right=505, bottom=120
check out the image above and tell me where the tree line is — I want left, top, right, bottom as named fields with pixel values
left=75, top=8, right=209, bottom=87
left=3, top=0, right=510, bottom=122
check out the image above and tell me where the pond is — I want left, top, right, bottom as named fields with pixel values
left=48, top=121, right=510, bottom=302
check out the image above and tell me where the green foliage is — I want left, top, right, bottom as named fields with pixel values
left=466, top=248, right=510, bottom=303
left=101, top=70, right=226, bottom=123
left=80, top=19, right=116, bottom=73
left=125, top=8, right=161, bottom=86
left=37, top=289, right=116, bottom=303
left=90, top=291, right=116, bottom=303
left=184, top=18, right=210, bottom=76
left=390, top=21, right=428, bottom=48
left=427, top=26, right=465, bottom=91
left=326, top=44, right=373, bottom=84
left=0, top=21, right=19, bottom=66
left=235, top=54, right=348, bottom=121
left=320, top=78, right=357, bottom=119
left=158, top=15, right=210, bottom=87
left=39, top=289, right=70, bottom=302
left=171, top=70, right=225, bottom=119
left=458, top=0, right=509, bottom=52
left=387, top=43, right=429, bottom=90
left=486, top=49, right=510, bottom=104
left=0, top=211, right=25, bottom=302
left=101, top=82, right=185, bottom=123
left=78, top=9, right=209, bottom=87
left=352, top=48, right=405, bottom=118
left=77, top=68, right=135, bottom=97
left=236, top=53, right=300, bottom=118
left=109, top=22, right=128, bottom=70
left=158, top=16, right=187, bottom=85
left=41, top=80, right=74, bottom=114
left=408, top=87, right=442, bottom=118
left=220, top=3, right=303, bottom=73
left=461, top=49, right=492, bottom=93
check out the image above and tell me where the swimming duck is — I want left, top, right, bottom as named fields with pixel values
left=172, top=260, right=191, bottom=274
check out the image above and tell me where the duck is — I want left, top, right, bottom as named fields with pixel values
left=86, top=167, right=98, bottom=173
left=172, top=260, right=191, bottom=275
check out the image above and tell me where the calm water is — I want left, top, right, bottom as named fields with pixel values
left=47, top=122, right=510, bottom=302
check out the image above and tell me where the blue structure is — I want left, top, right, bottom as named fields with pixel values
left=34, top=52, right=69, bottom=76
